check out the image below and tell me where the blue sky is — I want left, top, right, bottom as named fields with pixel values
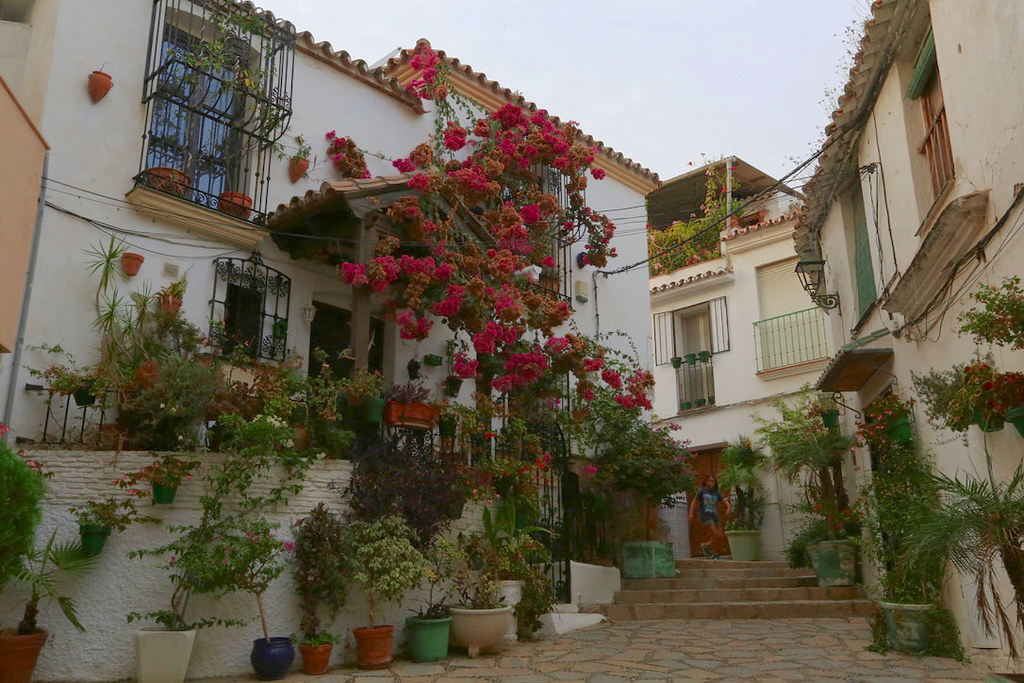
left=257, top=1, right=867, bottom=184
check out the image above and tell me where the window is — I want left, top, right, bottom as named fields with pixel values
left=906, top=29, right=953, bottom=201
left=753, top=259, right=830, bottom=372
left=652, top=296, right=729, bottom=366
left=210, top=254, right=290, bottom=361
left=137, top=1, right=295, bottom=222
left=536, top=166, right=574, bottom=302
left=851, top=179, right=876, bottom=316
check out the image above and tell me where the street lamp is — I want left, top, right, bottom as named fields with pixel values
left=795, top=260, right=839, bottom=309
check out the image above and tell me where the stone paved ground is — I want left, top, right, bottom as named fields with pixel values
left=205, top=618, right=991, bottom=683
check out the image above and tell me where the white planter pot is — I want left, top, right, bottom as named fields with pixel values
left=135, top=628, right=196, bottom=683
left=496, top=579, right=523, bottom=642
left=449, top=606, right=513, bottom=657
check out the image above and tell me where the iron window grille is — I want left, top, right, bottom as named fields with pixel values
left=536, top=165, right=583, bottom=304
left=209, top=253, right=290, bottom=361
left=652, top=296, right=730, bottom=366
left=137, top=0, right=295, bottom=224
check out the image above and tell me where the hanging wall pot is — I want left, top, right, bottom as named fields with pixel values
left=88, top=70, right=113, bottom=103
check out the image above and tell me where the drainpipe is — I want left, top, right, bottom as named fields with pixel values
left=3, top=152, right=48, bottom=441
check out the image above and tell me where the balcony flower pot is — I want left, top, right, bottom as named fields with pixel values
left=288, top=157, right=309, bottom=184
left=73, top=380, right=97, bottom=407
left=361, top=397, right=385, bottom=423
left=0, top=629, right=48, bottom=683
left=724, top=530, right=762, bottom=561
left=79, top=523, right=111, bottom=556
left=684, top=353, right=697, bottom=365
left=697, top=350, right=712, bottom=363
left=250, top=636, right=294, bottom=680
left=888, top=415, right=913, bottom=442
left=694, top=398, right=706, bottom=408
left=352, top=625, right=393, bottom=669
left=973, top=409, right=1004, bottom=433
left=449, top=606, right=512, bottom=658
left=679, top=400, right=692, bottom=411
left=158, top=294, right=182, bottom=314
left=297, top=642, right=332, bottom=675
left=444, top=376, right=463, bottom=397
left=438, top=415, right=457, bottom=438
left=152, top=482, right=179, bottom=505
left=495, top=580, right=523, bottom=643
left=384, top=401, right=440, bottom=430
left=135, top=628, right=196, bottom=683
left=144, top=167, right=191, bottom=198
left=423, top=353, right=444, bottom=367
left=88, top=70, right=113, bottom=102
left=806, top=539, right=857, bottom=587
left=821, top=409, right=840, bottom=429
left=405, top=615, right=451, bottom=663
left=1007, top=406, right=1024, bottom=437
left=670, top=356, right=683, bottom=369
left=879, top=602, right=931, bottom=653
left=621, top=541, right=675, bottom=579
left=121, top=252, right=145, bottom=276
left=708, top=395, right=716, bottom=405
left=219, top=191, right=253, bottom=221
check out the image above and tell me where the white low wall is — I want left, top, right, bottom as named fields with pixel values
left=0, top=450, right=485, bottom=681
left=570, top=561, right=620, bottom=606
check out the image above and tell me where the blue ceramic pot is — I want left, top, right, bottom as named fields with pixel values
left=251, top=637, right=294, bottom=680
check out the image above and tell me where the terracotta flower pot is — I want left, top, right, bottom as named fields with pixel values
left=144, top=167, right=191, bottom=198
left=121, top=252, right=145, bottom=276
left=288, top=157, right=309, bottom=184
left=291, top=425, right=310, bottom=451
left=0, top=629, right=48, bottom=683
left=298, top=642, right=332, bottom=675
left=88, top=70, right=113, bottom=103
left=219, top=191, right=253, bottom=220
left=352, top=625, right=393, bottom=670
left=383, top=401, right=440, bottom=430
left=158, top=294, right=182, bottom=314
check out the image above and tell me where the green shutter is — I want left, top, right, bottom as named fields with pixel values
left=905, top=29, right=936, bottom=100
left=852, top=181, right=876, bottom=315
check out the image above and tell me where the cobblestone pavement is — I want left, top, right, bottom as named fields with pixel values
left=205, top=618, right=990, bottom=682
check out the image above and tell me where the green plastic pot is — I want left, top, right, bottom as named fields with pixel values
left=683, top=353, right=697, bottom=365
left=725, top=530, right=762, bottom=561
left=708, top=395, right=716, bottom=405
left=621, top=541, right=675, bottom=579
left=405, top=616, right=451, bottom=662
left=697, top=350, right=712, bottom=363
left=362, top=397, right=385, bottom=423
left=423, top=354, right=443, bottom=367
left=694, top=398, right=706, bottom=408
left=680, top=400, right=692, bottom=411
left=821, top=409, right=840, bottom=429
left=806, top=539, right=857, bottom=587
left=670, top=357, right=683, bottom=369
left=444, top=376, right=463, bottom=398
left=79, top=524, right=111, bottom=556
left=879, top=602, right=931, bottom=653
left=1006, top=406, right=1024, bottom=437
left=152, top=483, right=179, bottom=504
left=73, top=380, right=97, bottom=407
left=888, top=416, right=913, bottom=442
left=438, top=416, right=457, bottom=438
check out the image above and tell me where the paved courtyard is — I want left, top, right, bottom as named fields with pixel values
left=208, top=618, right=990, bottom=682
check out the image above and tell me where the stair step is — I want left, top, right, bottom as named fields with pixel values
left=622, top=576, right=817, bottom=591
left=614, top=586, right=861, bottom=605
left=673, top=567, right=815, bottom=579
left=603, top=599, right=874, bottom=621
left=676, top=559, right=790, bottom=570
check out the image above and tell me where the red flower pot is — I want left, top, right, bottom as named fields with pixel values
left=353, top=625, right=393, bottom=670
left=219, top=191, right=253, bottom=220
left=0, top=629, right=48, bottom=683
left=88, top=70, right=113, bottom=103
left=121, top=252, right=145, bottom=276
left=144, top=167, right=191, bottom=198
left=288, top=157, right=309, bottom=184
left=158, top=294, right=182, bottom=314
left=298, top=643, right=332, bottom=675
left=383, top=401, right=440, bottom=430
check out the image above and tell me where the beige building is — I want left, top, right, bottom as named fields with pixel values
left=795, top=0, right=1024, bottom=657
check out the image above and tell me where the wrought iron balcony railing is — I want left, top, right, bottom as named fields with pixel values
left=753, top=307, right=830, bottom=373
left=676, top=356, right=715, bottom=411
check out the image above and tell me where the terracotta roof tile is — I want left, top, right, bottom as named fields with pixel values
left=722, top=210, right=800, bottom=241
left=650, top=267, right=733, bottom=295
left=385, top=39, right=659, bottom=185
left=267, top=176, right=411, bottom=228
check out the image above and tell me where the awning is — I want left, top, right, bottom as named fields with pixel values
left=815, top=348, right=893, bottom=392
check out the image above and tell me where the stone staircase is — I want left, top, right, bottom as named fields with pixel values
left=603, top=558, right=873, bottom=621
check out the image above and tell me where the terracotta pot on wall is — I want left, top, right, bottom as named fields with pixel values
left=288, top=157, right=308, bottom=183
left=121, top=252, right=145, bottom=276
left=88, top=70, right=113, bottom=102
left=219, top=191, right=253, bottom=221
left=144, top=167, right=191, bottom=198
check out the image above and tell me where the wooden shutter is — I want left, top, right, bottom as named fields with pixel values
left=905, top=29, right=936, bottom=100
left=852, top=181, right=876, bottom=316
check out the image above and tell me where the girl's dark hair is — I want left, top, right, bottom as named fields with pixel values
left=702, top=474, right=717, bottom=489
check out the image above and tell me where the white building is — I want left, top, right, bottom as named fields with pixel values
left=795, top=0, right=1024, bottom=659
left=648, top=158, right=825, bottom=561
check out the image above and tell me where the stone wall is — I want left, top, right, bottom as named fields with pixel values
left=1, top=450, right=485, bottom=681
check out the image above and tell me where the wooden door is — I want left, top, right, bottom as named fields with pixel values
left=688, top=449, right=731, bottom=557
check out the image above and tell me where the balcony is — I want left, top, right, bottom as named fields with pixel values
left=753, top=307, right=830, bottom=374
left=676, top=356, right=715, bottom=411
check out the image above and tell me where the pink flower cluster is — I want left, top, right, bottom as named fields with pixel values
left=443, top=122, right=468, bottom=151
left=472, top=321, right=521, bottom=354
left=397, top=311, right=433, bottom=340
left=452, top=352, right=479, bottom=379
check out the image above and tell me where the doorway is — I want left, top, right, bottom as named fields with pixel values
left=688, top=448, right=731, bottom=558
left=307, top=301, right=384, bottom=378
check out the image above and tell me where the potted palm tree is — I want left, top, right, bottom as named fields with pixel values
left=344, top=515, right=427, bottom=669
left=719, top=437, right=767, bottom=561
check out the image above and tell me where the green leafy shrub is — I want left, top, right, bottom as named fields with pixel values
left=0, top=442, right=46, bottom=591
left=344, top=515, right=428, bottom=627
left=293, top=503, right=348, bottom=640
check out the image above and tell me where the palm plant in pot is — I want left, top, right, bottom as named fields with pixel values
left=344, top=515, right=428, bottom=669
left=757, top=394, right=857, bottom=586
left=718, top=437, right=767, bottom=561
left=292, top=503, right=348, bottom=675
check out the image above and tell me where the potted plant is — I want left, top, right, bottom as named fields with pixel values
left=219, top=190, right=254, bottom=220
left=70, top=497, right=157, bottom=556
left=292, top=503, right=348, bottom=675
left=448, top=541, right=512, bottom=658
left=697, top=350, right=712, bottom=363
left=438, top=404, right=458, bottom=439
left=383, top=381, right=439, bottom=429
left=670, top=356, right=683, bottom=369
left=757, top=394, right=857, bottom=586
left=719, top=437, right=767, bottom=561
left=683, top=352, right=697, bottom=365
left=287, top=135, right=311, bottom=184
left=406, top=537, right=457, bottom=663
left=122, top=454, right=201, bottom=505
left=143, top=167, right=192, bottom=198
left=157, top=277, right=188, bottom=315
left=344, top=368, right=384, bottom=421
left=444, top=375, right=463, bottom=397
left=122, top=252, right=146, bottom=276
left=88, top=69, right=113, bottom=102
left=423, top=353, right=444, bottom=367
left=344, top=515, right=428, bottom=669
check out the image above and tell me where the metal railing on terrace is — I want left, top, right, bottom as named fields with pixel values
left=753, top=307, right=830, bottom=373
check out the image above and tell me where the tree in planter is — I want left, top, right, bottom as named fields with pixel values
left=292, top=503, right=347, bottom=664
left=719, top=437, right=767, bottom=531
